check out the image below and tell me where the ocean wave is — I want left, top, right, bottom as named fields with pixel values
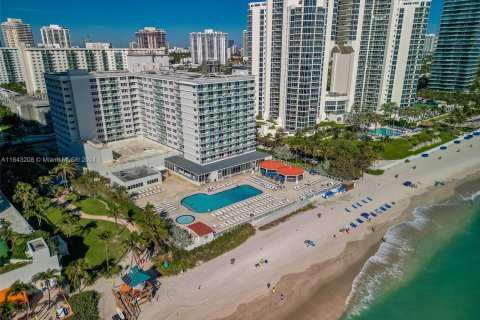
left=342, top=192, right=480, bottom=319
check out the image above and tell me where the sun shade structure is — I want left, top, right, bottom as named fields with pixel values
left=258, top=160, right=285, bottom=171
left=121, top=266, right=151, bottom=287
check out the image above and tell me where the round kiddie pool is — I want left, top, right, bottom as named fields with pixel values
left=175, top=215, right=196, bottom=225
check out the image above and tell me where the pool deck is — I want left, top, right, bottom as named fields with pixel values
left=134, top=171, right=338, bottom=232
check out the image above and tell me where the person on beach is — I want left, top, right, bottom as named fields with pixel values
left=267, top=283, right=271, bottom=289
left=372, top=227, right=375, bottom=232
left=281, top=294, right=284, bottom=301
left=198, top=284, right=201, bottom=290
left=331, top=234, right=336, bottom=239
left=382, top=237, right=386, bottom=242
left=317, top=213, right=322, bottom=219
left=231, top=258, right=235, bottom=265
left=272, top=287, right=276, bottom=294
left=346, top=228, right=350, bottom=234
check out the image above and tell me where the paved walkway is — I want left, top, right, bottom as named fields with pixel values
left=57, top=197, right=139, bottom=232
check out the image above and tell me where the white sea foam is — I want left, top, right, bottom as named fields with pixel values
left=342, top=192, right=480, bottom=319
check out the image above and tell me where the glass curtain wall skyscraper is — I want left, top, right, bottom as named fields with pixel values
left=429, top=0, right=480, bottom=92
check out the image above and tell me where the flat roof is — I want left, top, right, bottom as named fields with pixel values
left=259, top=160, right=285, bottom=170
left=0, top=192, right=33, bottom=234
left=187, top=222, right=214, bottom=237
left=111, top=165, right=160, bottom=182
left=86, top=136, right=178, bottom=166
left=165, top=151, right=270, bottom=176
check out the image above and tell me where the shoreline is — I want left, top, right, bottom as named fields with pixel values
left=218, top=171, right=480, bottom=320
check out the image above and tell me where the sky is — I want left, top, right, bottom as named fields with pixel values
left=1, top=0, right=443, bottom=48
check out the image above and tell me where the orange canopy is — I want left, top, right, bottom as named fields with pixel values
left=259, top=160, right=285, bottom=170
left=277, top=165, right=304, bottom=176
left=120, top=284, right=131, bottom=292
left=0, top=288, right=28, bottom=304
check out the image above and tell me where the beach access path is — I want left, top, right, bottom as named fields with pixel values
left=95, top=138, right=480, bottom=320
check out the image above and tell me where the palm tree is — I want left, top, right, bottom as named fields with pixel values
left=31, top=268, right=60, bottom=308
left=0, top=219, right=16, bottom=249
left=64, top=259, right=91, bottom=292
left=98, top=230, right=114, bottom=271
left=8, top=280, right=34, bottom=319
left=140, top=204, right=169, bottom=254
left=55, top=213, right=80, bottom=238
left=50, top=158, right=78, bottom=188
left=121, top=232, right=146, bottom=268
left=13, top=182, right=38, bottom=211
left=37, top=175, right=52, bottom=195
left=50, top=185, right=66, bottom=203
left=108, top=205, right=125, bottom=236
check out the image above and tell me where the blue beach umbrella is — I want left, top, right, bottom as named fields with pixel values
left=440, top=146, right=447, bottom=150
left=421, top=153, right=429, bottom=157
left=454, top=140, right=461, bottom=144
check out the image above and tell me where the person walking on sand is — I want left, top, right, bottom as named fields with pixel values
left=372, top=227, right=375, bottom=232
left=272, top=287, right=276, bottom=294
left=267, top=282, right=271, bottom=289
left=317, top=213, right=322, bottom=219
left=198, top=284, right=201, bottom=290
left=281, top=294, right=284, bottom=301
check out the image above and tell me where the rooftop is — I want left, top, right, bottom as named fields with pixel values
left=0, top=192, right=33, bottom=234
left=259, top=160, right=285, bottom=170
left=187, top=222, right=214, bottom=237
left=86, top=136, right=177, bottom=166
left=13, top=95, right=49, bottom=107
left=111, top=165, right=160, bottom=183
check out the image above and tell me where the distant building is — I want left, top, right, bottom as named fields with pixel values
left=170, top=46, right=190, bottom=53
left=429, top=0, right=480, bottom=92
left=135, top=27, right=168, bottom=49
left=190, top=29, right=228, bottom=65
left=85, top=42, right=112, bottom=49
left=1, top=18, right=34, bottom=48
left=0, top=45, right=168, bottom=93
left=424, top=34, right=436, bottom=53
left=40, top=24, right=71, bottom=48
left=0, top=47, right=24, bottom=84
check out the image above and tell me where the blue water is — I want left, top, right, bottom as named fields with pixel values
left=175, top=215, right=195, bottom=224
left=181, top=185, right=262, bottom=213
left=370, top=128, right=399, bottom=136
left=343, top=191, right=480, bottom=320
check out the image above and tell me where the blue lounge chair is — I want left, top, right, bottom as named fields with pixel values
left=350, top=222, right=357, bottom=228
left=345, top=208, right=351, bottom=213
left=356, top=218, right=364, bottom=224
left=362, top=199, right=368, bottom=204
left=360, top=212, right=369, bottom=218
left=385, top=204, right=392, bottom=209
left=367, top=197, right=373, bottom=201
left=380, top=207, right=387, bottom=211
left=357, top=202, right=362, bottom=207
left=352, top=205, right=357, bottom=209
left=370, top=212, right=377, bottom=217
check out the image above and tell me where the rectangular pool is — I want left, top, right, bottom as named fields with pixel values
left=370, top=128, right=399, bottom=136
left=181, top=185, right=263, bottom=213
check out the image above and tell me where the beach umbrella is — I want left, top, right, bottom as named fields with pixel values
left=440, top=146, right=447, bottom=150
left=421, top=153, right=429, bottom=157
left=403, top=181, right=412, bottom=186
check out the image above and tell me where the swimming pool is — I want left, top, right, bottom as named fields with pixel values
left=370, top=128, right=399, bottom=136
left=175, top=215, right=195, bottom=224
left=181, top=185, right=263, bottom=213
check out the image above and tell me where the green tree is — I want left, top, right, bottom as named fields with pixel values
left=13, top=182, right=39, bottom=211
left=121, top=232, right=146, bottom=268
left=31, top=268, right=60, bottom=308
left=37, top=175, right=52, bottom=195
left=108, top=205, right=124, bottom=236
left=97, top=230, right=114, bottom=271
left=55, top=212, right=80, bottom=238
left=7, top=280, right=34, bottom=319
left=50, top=158, right=78, bottom=187
left=139, top=204, right=169, bottom=254
left=64, top=259, right=92, bottom=292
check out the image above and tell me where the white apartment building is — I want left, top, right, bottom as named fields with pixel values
left=190, top=29, right=228, bottom=65
left=40, top=24, right=71, bottom=48
left=424, top=33, right=436, bottom=53
left=354, top=0, right=430, bottom=110
left=0, top=45, right=168, bottom=93
left=0, top=47, right=24, bottom=84
left=1, top=18, right=34, bottom=48
left=45, top=70, right=268, bottom=186
left=246, top=2, right=268, bottom=116
left=247, top=0, right=430, bottom=130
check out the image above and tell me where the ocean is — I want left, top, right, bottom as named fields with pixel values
left=342, top=189, right=480, bottom=320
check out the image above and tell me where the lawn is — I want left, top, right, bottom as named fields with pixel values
left=72, top=197, right=109, bottom=216
left=44, top=206, right=129, bottom=267
left=373, top=131, right=456, bottom=160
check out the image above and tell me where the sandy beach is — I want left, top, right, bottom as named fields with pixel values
left=95, top=138, right=480, bottom=320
